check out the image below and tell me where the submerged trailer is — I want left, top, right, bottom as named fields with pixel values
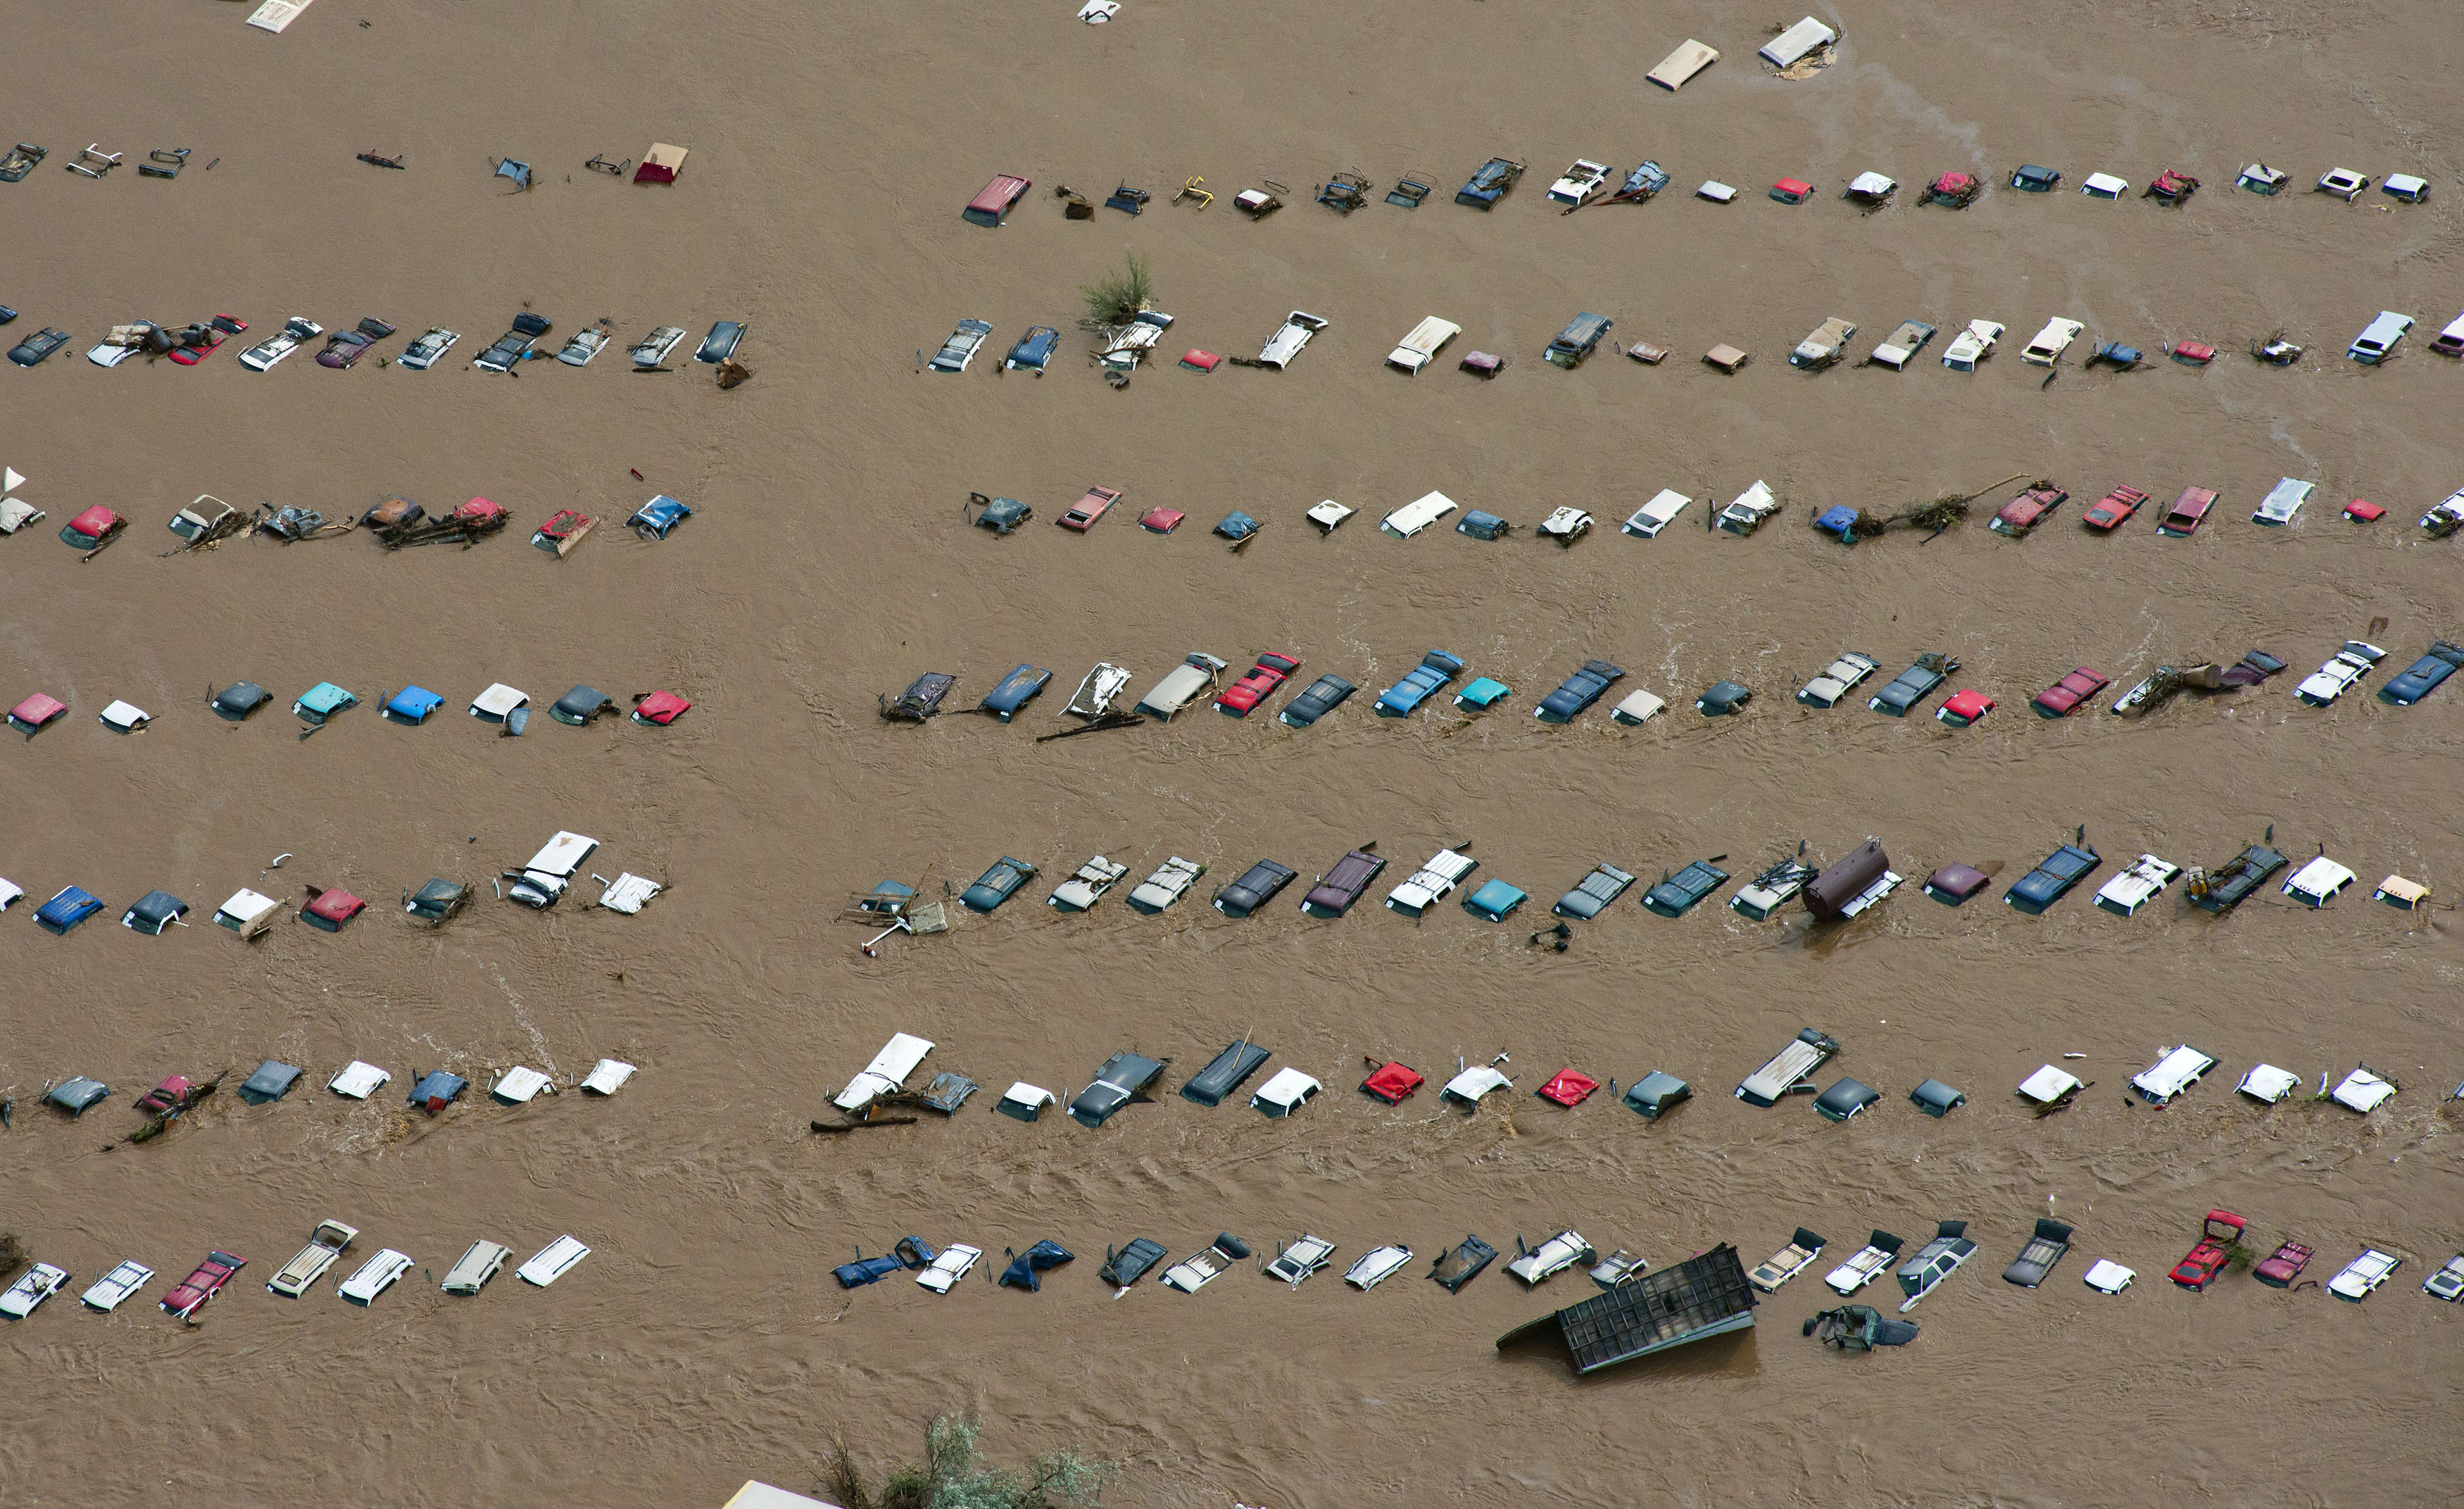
left=1497, top=1245, right=1758, bottom=1375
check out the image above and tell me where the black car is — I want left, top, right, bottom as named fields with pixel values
left=881, top=671, right=957, bottom=722
left=1621, top=1071, right=1692, bottom=1120
left=1869, top=653, right=1956, bottom=715
left=1553, top=863, right=1635, bottom=920
left=1813, top=1077, right=1881, bottom=1123
left=696, top=320, right=748, bottom=363
left=1642, top=858, right=1730, bottom=918
left=1212, top=860, right=1297, bottom=918
left=550, top=686, right=617, bottom=726
left=209, top=682, right=272, bottom=722
left=1536, top=659, right=1623, bottom=722
left=2187, top=844, right=2286, bottom=913
left=2004, top=844, right=2100, bottom=914
left=1099, top=1237, right=1168, bottom=1288
left=1696, top=680, right=1752, bottom=716
left=1279, top=674, right=1356, bottom=728
left=2380, top=641, right=2464, bottom=706
left=472, top=312, right=551, bottom=372
left=1067, top=1051, right=1167, bottom=1128
left=1180, top=1040, right=1271, bottom=1105
left=7, top=327, right=70, bottom=366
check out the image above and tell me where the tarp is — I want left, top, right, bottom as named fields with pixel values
left=1362, top=1061, right=1424, bottom=1103
left=1646, top=39, right=1719, bottom=89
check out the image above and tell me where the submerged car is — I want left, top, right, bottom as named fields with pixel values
left=1642, top=859, right=1730, bottom=918
left=959, top=856, right=1038, bottom=913
left=161, top=1251, right=247, bottom=1319
left=472, top=313, right=551, bottom=372
left=1455, top=156, right=1527, bottom=208
left=2006, top=843, right=2100, bottom=913
left=2168, top=1210, right=2245, bottom=1291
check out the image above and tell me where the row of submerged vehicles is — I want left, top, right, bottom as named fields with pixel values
left=938, top=817, right=2421, bottom=928
left=883, top=626, right=2464, bottom=747
left=0, top=1224, right=592, bottom=1324
left=6, top=309, right=750, bottom=372
left=955, top=154, right=2437, bottom=227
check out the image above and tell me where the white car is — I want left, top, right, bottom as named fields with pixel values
left=80, top=1260, right=153, bottom=1312
left=338, top=1249, right=414, bottom=1306
left=2420, top=487, right=2464, bottom=532
left=518, top=1235, right=591, bottom=1287
left=442, top=1240, right=513, bottom=1295
left=1343, top=1246, right=1413, bottom=1291
left=1505, top=1230, right=1591, bottom=1286
left=2328, top=1248, right=2401, bottom=1301
left=397, top=327, right=459, bottom=369
left=1264, top=1235, right=1337, bottom=1287
left=1942, top=319, right=2003, bottom=370
left=1824, top=1235, right=1902, bottom=1294
left=1545, top=158, right=1611, bottom=208
left=1257, top=311, right=1328, bottom=370
left=916, top=1244, right=981, bottom=1294
left=2130, top=1045, right=2217, bottom=1104
left=629, top=326, right=687, bottom=368
left=2349, top=310, right=2412, bottom=365
left=2317, top=168, right=2372, bottom=201
left=555, top=327, right=609, bottom=366
left=2019, top=316, right=2085, bottom=365
left=2295, top=641, right=2386, bottom=706
left=1, top=1263, right=70, bottom=1318
left=1536, top=506, right=1593, bottom=543
left=1620, top=488, right=1690, bottom=537
left=238, top=316, right=322, bottom=371
left=1386, top=847, right=1478, bottom=916
left=268, top=1220, right=360, bottom=1297
left=1797, top=652, right=1879, bottom=708
left=2283, top=856, right=2356, bottom=908
left=2093, top=855, right=2181, bottom=916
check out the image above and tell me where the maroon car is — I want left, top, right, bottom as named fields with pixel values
left=2030, top=667, right=2111, bottom=718
left=317, top=317, right=398, bottom=368
left=1300, top=847, right=1385, bottom=918
left=2158, top=487, right=2218, bottom=537
left=1215, top=653, right=1300, bottom=717
left=132, top=1075, right=196, bottom=1115
left=161, top=1251, right=246, bottom=1319
left=2253, top=1241, right=2313, bottom=1288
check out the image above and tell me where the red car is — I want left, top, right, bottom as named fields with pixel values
left=162, top=1251, right=247, bottom=1319
left=167, top=315, right=246, bottom=365
left=2170, top=340, right=2216, bottom=366
left=2158, top=487, right=2217, bottom=537
left=2030, top=667, right=2110, bottom=718
left=133, top=1075, right=196, bottom=1115
left=1936, top=689, right=1995, bottom=727
left=2081, top=485, right=2148, bottom=530
left=2168, top=1209, right=2246, bottom=1291
left=1137, top=506, right=1183, bottom=534
left=1989, top=485, right=2067, bottom=537
left=1215, top=653, right=1300, bottom=717
left=1057, top=485, right=1122, bottom=532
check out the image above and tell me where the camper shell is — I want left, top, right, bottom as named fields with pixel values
left=1736, top=1028, right=1840, bottom=1106
left=1387, top=316, right=1462, bottom=374
left=1381, top=490, right=1457, bottom=539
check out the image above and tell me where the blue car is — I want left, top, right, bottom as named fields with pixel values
left=1378, top=650, right=1466, bottom=717
left=2379, top=641, right=2464, bottom=706
left=976, top=664, right=1050, bottom=722
left=834, top=1237, right=934, bottom=1289
left=960, top=856, right=1038, bottom=913
left=383, top=686, right=444, bottom=725
left=1454, top=156, right=1527, bottom=208
left=1003, top=325, right=1059, bottom=373
left=1535, top=660, right=1623, bottom=722
left=34, top=886, right=103, bottom=935
left=627, top=494, right=692, bottom=539
left=2006, top=844, right=2101, bottom=914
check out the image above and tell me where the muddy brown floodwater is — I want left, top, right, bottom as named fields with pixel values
left=4, top=1, right=2461, bottom=1505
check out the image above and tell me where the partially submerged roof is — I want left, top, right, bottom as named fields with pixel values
left=1498, top=1244, right=1756, bottom=1373
left=1759, top=16, right=1837, bottom=68
left=1646, top=38, right=1719, bottom=89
